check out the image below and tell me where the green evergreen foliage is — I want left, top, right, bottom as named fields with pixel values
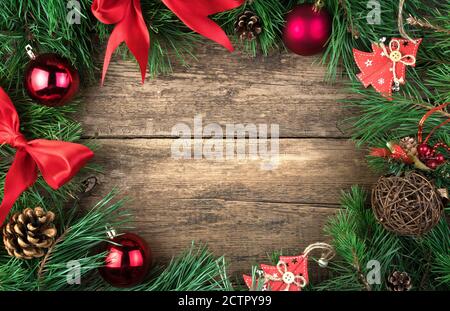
left=0, top=0, right=99, bottom=216
left=314, top=187, right=450, bottom=290
left=0, top=0, right=234, bottom=291
left=316, top=0, right=449, bottom=290
left=0, top=0, right=448, bottom=291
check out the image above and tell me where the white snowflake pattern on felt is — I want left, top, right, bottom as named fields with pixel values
left=365, top=59, right=373, bottom=67
left=378, top=78, right=385, bottom=85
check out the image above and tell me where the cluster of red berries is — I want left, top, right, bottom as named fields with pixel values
left=417, top=143, right=447, bottom=169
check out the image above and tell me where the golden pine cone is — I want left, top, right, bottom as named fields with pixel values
left=399, top=136, right=418, bottom=156
left=2, top=207, right=57, bottom=260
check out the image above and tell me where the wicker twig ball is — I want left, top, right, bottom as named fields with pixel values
left=371, top=172, right=444, bottom=236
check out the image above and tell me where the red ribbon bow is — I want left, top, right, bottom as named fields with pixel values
left=0, top=88, right=94, bottom=224
left=92, top=0, right=244, bottom=84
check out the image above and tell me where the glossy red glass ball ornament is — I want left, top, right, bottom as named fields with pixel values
left=282, top=4, right=332, bottom=56
left=24, top=53, right=80, bottom=106
left=99, top=233, right=152, bottom=287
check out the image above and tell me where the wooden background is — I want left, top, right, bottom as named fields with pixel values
left=79, top=43, right=377, bottom=279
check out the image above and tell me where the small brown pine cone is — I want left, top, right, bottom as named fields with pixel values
left=2, top=207, right=57, bottom=260
left=399, top=136, right=418, bottom=156
left=234, top=11, right=262, bottom=41
left=387, top=271, right=412, bottom=291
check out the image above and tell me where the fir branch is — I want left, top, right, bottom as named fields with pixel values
left=318, top=187, right=405, bottom=291
left=133, top=243, right=233, bottom=291
left=0, top=1, right=99, bottom=222
left=37, top=228, right=70, bottom=282
left=35, top=191, right=131, bottom=290
left=406, top=14, right=450, bottom=34
left=0, top=258, right=33, bottom=291
left=351, top=249, right=372, bottom=291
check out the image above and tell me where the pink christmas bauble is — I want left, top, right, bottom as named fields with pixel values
left=282, top=4, right=332, bottom=56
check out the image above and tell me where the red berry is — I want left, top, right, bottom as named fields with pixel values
left=418, top=143, right=433, bottom=158
left=435, top=153, right=445, bottom=164
left=426, top=159, right=439, bottom=169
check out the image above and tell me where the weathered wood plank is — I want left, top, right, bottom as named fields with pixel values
left=80, top=44, right=353, bottom=138
left=82, top=138, right=376, bottom=275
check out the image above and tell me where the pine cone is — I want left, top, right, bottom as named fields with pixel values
left=387, top=271, right=412, bottom=291
left=234, top=11, right=262, bottom=40
left=2, top=207, right=57, bottom=259
left=399, top=136, right=418, bottom=156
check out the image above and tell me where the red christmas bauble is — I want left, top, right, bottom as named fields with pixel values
left=99, top=233, right=152, bottom=287
left=24, top=53, right=80, bottom=107
left=282, top=4, right=332, bottom=56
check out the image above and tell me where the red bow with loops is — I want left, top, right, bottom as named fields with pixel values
left=0, top=88, right=94, bottom=224
left=92, top=0, right=244, bottom=84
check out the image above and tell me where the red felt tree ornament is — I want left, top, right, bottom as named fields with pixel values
left=99, top=231, right=152, bottom=288
left=24, top=45, right=80, bottom=107
left=353, top=37, right=421, bottom=99
left=243, top=243, right=335, bottom=291
left=282, top=2, right=332, bottom=56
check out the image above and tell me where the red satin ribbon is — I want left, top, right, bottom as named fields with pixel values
left=370, top=144, right=412, bottom=164
left=417, top=102, right=450, bottom=145
left=0, top=88, right=94, bottom=224
left=92, top=0, right=244, bottom=84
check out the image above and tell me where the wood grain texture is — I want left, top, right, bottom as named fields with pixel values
left=82, top=138, right=376, bottom=275
left=80, top=44, right=354, bottom=138
left=79, top=43, right=375, bottom=279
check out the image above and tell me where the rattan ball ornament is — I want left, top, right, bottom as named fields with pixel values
left=371, top=172, right=444, bottom=236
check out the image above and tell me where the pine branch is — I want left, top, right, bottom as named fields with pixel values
left=132, top=243, right=233, bottom=291
left=35, top=191, right=132, bottom=290
left=318, top=187, right=450, bottom=291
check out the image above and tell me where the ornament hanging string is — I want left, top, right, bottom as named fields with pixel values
left=91, top=0, right=244, bottom=85
left=398, top=0, right=416, bottom=43
left=417, top=102, right=450, bottom=151
left=303, top=242, right=336, bottom=267
left=0, top=88, right=94, bottom=225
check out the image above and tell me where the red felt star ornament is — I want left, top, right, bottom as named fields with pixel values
left=353, top=37, right=422, bottom=99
